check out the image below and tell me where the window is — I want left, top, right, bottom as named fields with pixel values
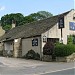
left=67, top=35, right=75, bottom=44
left=32, top=39, right=38, bottom=46
left=69, top=22, right=75, bottom=30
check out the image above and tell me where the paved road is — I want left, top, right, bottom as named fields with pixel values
left=0, top=57, right=75, bottom=75
left=41, top=68, right=75, bottom=75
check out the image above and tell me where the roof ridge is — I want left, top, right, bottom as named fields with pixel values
left=10, top=9, right=72, bottom=30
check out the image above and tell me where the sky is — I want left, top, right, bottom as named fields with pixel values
left=0, top=0, right=74, bottom=19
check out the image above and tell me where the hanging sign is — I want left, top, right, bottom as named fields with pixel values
left=58, top=17, right=64, bottom=29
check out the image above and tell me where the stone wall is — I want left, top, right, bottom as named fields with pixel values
left=56, top=53, right=75, bottom=62
left=42, top=55, right=52, bottom=62
left=42, top=53, right=75, bottom=62
left=3, top=50, right=13, bottom=57
left=66, top=53, right=75, bottom=62
left=56, top=57, right=66, bottom=62
left=0, top=42, right=4, bottom=51
left=13, top=38, right=22, bottom=58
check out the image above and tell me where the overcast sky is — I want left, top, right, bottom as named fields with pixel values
left=0, top=0, right=74, bottom=19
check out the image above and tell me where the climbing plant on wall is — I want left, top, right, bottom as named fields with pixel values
left=67, top=35, right=75, bottom=44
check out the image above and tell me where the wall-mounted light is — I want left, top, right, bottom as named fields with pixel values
left=43, top=35, right=47, bottom=42
left=14, top=39, right=18, bottom=42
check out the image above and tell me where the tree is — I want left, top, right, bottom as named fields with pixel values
left=19, top=12, right=53, bottom=26
left=37, top=11, right=53, bottom=18
left=29, top=13, right=46, bottom=20
left=18, top=15, right=36, bottom=26
left=19, top=13, right=46, bottom=25
left=1, top=11, right=53, bottom=31
left=3, top=24, right=11, bottom=31
left=1, top=13, right=24, bottom=30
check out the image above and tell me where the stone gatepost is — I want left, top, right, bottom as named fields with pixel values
left=0, top=42, right=4, bottom=55
left=0, top=42, right=3, bottom=50
left=13, top=38, right=22, bottom=58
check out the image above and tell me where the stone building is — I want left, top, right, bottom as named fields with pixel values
left=0, top=24, right=5, bottom=51
left=0, top=9, right=75, bottom=59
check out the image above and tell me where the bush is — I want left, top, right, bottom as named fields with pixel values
left=73, top=35, right=75, bottom=44
left=34, top=53, right=40, bottom=60
left=67, top=35, right=75, bottom=44
left=54, top=44, right=75, bottom=57
left=25, top=49, right=36, bottom=59
left=25, top=49, right=40, bottom=60
left=43, top=42, right=54, bottom=55
left=67, top=35, right=73, bottom=44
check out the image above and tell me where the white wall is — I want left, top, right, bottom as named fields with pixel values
left=64, top=10, right=75, bottom=35
left=63, top=10, right=75, bottom=44
left=22, top=36, right=41, bottom=56
left=41, top=10, right=75, bottom=55
left=41, top=10, right=75, bottom=46
left=41, top=24, right=61, bottom=53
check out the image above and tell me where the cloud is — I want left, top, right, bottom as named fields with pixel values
left=0, top=6, right=5, bottom=11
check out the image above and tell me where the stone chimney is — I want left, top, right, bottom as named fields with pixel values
left=12, top=20, right=16, bottom=28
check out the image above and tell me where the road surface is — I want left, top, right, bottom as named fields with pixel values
left=41, top=68, right=75, bottom=75
left=0, top=57, right=75, bottom=75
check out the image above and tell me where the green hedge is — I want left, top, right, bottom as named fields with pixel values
left=54, top=44, right=75, bottom=57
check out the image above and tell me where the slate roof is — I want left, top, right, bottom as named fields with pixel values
left=0, top=9, right=72, bottom=41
